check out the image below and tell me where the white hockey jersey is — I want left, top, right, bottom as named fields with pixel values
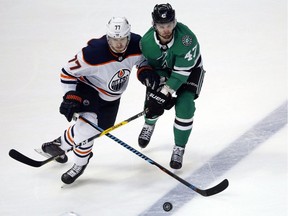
left=61, top=33, right=150, bottom=101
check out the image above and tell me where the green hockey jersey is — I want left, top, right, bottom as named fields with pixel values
left=140, top=22, right=201, bottom=92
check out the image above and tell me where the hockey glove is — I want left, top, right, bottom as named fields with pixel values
left=145, top=90, right=172, bottom=119
left=59, top=91, right=83, bottom=122
left=138, top=69, right=161, bottom=91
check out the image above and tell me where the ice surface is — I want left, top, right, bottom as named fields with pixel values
left=0, top=0, right=287, bottom=215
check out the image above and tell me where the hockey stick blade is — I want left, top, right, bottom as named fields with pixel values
left=8, top=110, right=146, bottom=168
left=195, top=179, right=229, bottom=196
left=9, top=149, right=55, bottom=167
left=149, top=159, right=229, bottom=196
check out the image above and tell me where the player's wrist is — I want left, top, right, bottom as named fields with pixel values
left=160, top=85, right=174, bottom=96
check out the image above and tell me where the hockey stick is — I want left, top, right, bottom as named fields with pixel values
left=79, top=115, right=229, bottom=197
left=9, top=110, right=146, bottom=167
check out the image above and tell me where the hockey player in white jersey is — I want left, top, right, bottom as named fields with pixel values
left=41, top=17, right=160, bottom=184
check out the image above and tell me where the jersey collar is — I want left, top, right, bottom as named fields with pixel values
left=153, top=31, right=175, bottom=50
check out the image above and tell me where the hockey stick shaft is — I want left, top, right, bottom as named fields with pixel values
left=79, top=115, right=229, bottom=197
left=9, top=110, right=146, bottom=167
left=72, top=109, right=146, bottom=148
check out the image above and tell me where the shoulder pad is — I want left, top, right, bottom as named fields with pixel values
left=82, top=36, right=111, bottom=65
left=125, top=32, right=142, bottom=55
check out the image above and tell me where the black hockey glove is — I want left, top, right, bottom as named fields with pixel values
left=138, top=69, right=161, bottom=91
left=145, top=90, right=172, bottom=119
left=59, top=91, right=83, bottom=122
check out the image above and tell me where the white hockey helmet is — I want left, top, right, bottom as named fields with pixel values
left=106, top=17, right=131, bottom=39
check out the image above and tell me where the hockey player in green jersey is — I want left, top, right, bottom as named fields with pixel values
left=137, top=3, right=206, bottom=169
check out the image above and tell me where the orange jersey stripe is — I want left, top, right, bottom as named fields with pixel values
left=61, top=73, right=77, bottom=80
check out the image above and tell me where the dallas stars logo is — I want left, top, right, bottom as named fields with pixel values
left=182, top=35, right=192, bottom=46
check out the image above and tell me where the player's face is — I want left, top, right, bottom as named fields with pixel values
left=154, top=21, right=175, bottom=42
left=108, top=37, right=129, bottom=53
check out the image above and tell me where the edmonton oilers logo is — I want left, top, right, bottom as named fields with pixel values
left=109, top=69, right=130, bottom=92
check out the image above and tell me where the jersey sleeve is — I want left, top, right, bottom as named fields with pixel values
left=133, top=38, right=153, bottom=76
